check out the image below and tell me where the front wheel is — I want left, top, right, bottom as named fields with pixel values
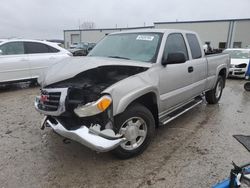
left=205, top=76, right=224, bottom=104
left=112, top=104, right=155, bottom=159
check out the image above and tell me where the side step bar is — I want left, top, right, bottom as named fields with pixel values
left=159, top=97, right=203, bottom=125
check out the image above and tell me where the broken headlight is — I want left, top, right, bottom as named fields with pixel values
left=74, top=95, right=112, bottom=117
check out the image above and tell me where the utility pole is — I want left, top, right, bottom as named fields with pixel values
left=78, top=19, right=81, bottom=43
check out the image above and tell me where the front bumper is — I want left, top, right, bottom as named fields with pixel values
left=43, top=117, right=125, bottom=152
left=229, top=67, right=247, bottom=78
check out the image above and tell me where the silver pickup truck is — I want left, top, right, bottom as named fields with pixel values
left=35, top=29, right=230, bottom=159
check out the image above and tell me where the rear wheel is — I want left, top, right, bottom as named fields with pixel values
left=244, top=82, right=250, bottom=91
left=205, top=76, right=224, bottom=104
left=112, top=104, right=155, bottom=159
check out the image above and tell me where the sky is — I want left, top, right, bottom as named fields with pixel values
left=0, top=0, right=250, bottom=40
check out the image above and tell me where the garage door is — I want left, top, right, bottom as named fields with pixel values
left=71, top=34, right=80, bottom=44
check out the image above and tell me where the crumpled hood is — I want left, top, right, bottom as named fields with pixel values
left=41, top=56, right=152, bottom=86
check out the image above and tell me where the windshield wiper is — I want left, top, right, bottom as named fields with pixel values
left=108, top=56, right=130, bottom=60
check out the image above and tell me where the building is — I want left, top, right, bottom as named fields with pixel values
left=154, top=18, right=250, bottom=49
left=64, top=26, right=153, bottom=49
left=64, top=18, right=250, bottom=49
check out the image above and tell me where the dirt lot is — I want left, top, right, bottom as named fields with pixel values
left=0, top=79, right=250, bottom=188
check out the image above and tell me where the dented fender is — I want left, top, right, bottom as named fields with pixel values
left=103, top=68, right=160, bottom=116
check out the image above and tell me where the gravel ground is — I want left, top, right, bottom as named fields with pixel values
left=0, top=79, right=250, bottom=188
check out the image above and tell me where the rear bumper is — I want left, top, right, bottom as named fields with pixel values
left=43, top=117, right=125, bottom=152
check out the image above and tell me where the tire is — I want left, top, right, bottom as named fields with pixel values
left=112, top=104, right=155, bottom=159
left=244, top=82, right=250, bottom=91
left=205, top=76, right=224, bottom=104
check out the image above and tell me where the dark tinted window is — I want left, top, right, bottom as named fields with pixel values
left=219, top=42, right=226, bottom=49
left=186, top=34, right=202, bottom=59
left=24, top=42, right=59, bottom=54
left=163, top=33, right=189, bottom=60
left=0, top=42, right=24, bottom=55
left=48, top=45, right=60, bottom=53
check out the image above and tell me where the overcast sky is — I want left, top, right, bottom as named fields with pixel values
left=0, top=0, right=250, bottom=39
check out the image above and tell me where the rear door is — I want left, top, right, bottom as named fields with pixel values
left=0, top=41, right=30, bottom=82
left=24, top=42, right=62, bottom=79
left=158, top=33, right=193, bottom=110
left=185, top=33, right=207, bottom=96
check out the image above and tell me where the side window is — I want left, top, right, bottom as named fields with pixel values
left=163, top=33, right=189, bottom=61
left=0, top=42, right=24, bottom=55
left=24, top=42, right=59, bottom=54
left=48, top=46, right=60, bottom=53
left=186, top=34, right=202, bottom=59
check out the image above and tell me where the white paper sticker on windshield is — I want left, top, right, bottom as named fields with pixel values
left=136, top=35, right=154, bottom=41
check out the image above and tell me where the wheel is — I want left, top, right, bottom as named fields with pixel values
left=205, top=76, right=224, bottom=104
left=112, top=104, right=155, bottom=159
left=244, top=82, right=250, bottom=91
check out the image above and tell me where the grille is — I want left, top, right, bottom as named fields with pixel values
left=38, top=90, right=61, bottom=111
left=234, top=72, right=245, bottom=75
left=235, top=63, right=247, bottom=68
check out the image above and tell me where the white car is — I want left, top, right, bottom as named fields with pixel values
left=223, top=48, right=250, bottom=78
left=0, top=39, right=72, bottom=84
left=0, top=39, right=7, bottom=44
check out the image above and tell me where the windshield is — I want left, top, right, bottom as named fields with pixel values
left=88, top=32, right=163, bottom=63
left=224, top=49, right=250, bottom=59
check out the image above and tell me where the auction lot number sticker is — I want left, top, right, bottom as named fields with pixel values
left=136, top=35, right=154, bottom=41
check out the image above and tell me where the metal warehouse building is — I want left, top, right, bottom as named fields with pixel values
left=63, top=26, right=153, bottom=49
left=64, top=18, right=250, bottom=49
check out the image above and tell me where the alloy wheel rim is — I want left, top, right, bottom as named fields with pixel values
left=119, top=117, right=147, bottom=151
left=215, top=80, right=223, bottom=99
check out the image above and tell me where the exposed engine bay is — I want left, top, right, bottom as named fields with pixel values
left=41, top=65, right=148, bottom=130
left=47, top=65, right=148, bottom=108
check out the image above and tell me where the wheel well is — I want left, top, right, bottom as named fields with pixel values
left=128, top=92, right=159, bottom=127
left=219, top=68, right=227, bottom=87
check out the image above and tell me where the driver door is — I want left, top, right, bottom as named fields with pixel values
left=158, top=33, right=194, bottom=111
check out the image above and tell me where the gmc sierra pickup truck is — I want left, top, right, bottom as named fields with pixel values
left=35, top=29, right=230, bottom=159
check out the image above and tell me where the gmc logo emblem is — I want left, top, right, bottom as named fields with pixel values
left=41, top=95, right=49, bottom=103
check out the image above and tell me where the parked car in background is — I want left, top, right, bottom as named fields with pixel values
left=0, top=39, right=7, bottom=44
left=0, top=39, right=72, bottom=84
left=223, top=48, right=250, bottom=78
left=68, top=42, right=96, bottom=56
left=47, top=39, right=64, bottom=48
left=69, top=43, right=78, bottom=49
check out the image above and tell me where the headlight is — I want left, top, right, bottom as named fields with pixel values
left=74, top=95, right=112, bottom=117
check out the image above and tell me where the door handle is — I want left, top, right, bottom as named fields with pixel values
left=188, top=66, right=194, bottom=73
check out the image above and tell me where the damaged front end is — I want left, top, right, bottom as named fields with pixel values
left=35, top=65, right=148, bottom=152
left=40, top=116, right=125, bottom=152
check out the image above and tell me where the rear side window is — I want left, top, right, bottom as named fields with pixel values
left=163, top=33, right=189, bottom=60
left=0, top=42, right=24, bottom=55
left=186, top=34, right=202, bottom=59
left=24, top=42, right=59, bottom=54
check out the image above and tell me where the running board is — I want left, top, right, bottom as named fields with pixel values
left=160, top=98, right=203, bottom=125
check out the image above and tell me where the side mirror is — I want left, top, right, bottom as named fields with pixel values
left=162, top=52, right=186, bottom=66
left=0, top=49, right=3, bottom=55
